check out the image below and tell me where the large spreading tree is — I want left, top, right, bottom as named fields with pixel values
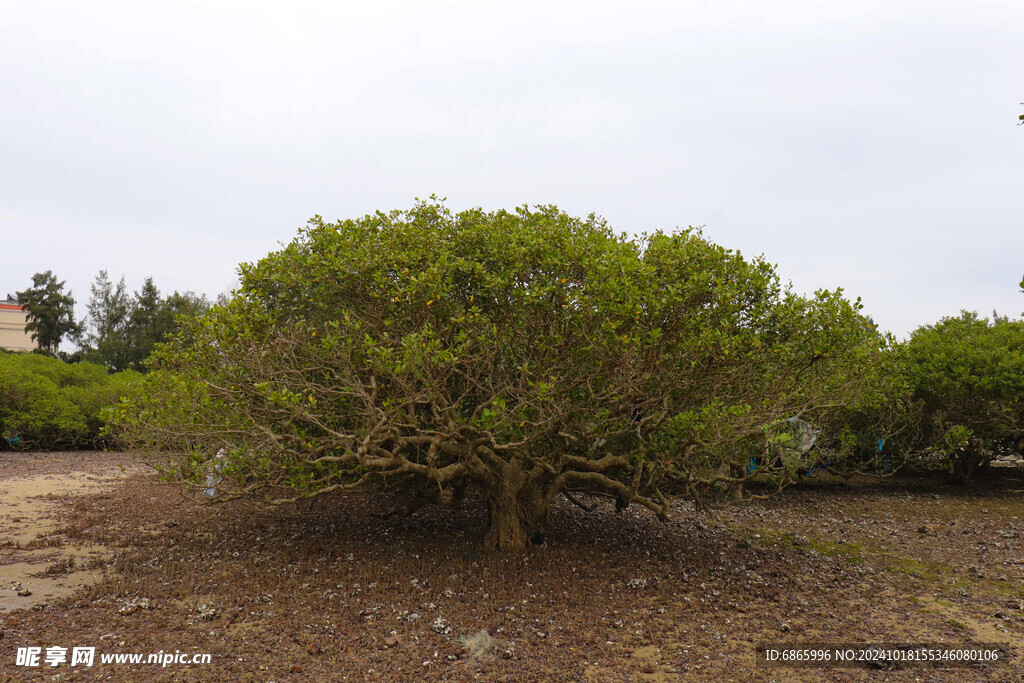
left=117, top=202, right=890, bottom=549
left=16, top=271, right=80, bottom=356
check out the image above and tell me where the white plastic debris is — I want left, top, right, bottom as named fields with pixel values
left=204, top=447, right=227, bottom=498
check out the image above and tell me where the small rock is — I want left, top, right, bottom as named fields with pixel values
left=780, top=622, right=791, bottom=632
left=406, top=613, right=422, bottom=622
left=432, top=616, right=452, bottom=635
left=193, top=603, right=220, bottom=622
left=119, top=597, right=153, bottom=615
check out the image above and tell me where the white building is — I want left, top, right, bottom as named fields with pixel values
left=0, top=295, right=35, bottom=352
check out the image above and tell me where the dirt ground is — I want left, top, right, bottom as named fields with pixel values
left=1, top=451, right=1022, bottom=681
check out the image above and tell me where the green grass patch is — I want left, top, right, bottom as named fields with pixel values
left=737, top=528, right=865, bottom=564
left=889, top=557, right=946, bottom=582
left=975, top=577, right=1024, bottom=600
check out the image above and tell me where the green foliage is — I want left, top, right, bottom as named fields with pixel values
left=16, top=271, right=80, bottom=355
left=901, top=311, right=1024, bottom=472
left=115, top=201, right=889, bottom=547
left=81, top=271, right=133, bottom=371
left=812, top=339, right=917, bottom=473
left=80, top=272, right=212, bottom=372
left=123, top=279, right=211, bottom=372
left=0, top=352, right=140, bottom=450
left=126, top=277, right=164, bottom=369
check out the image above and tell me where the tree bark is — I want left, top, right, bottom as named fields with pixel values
left=482, top=459, right=551, bottom=551
left=729, top=463, right=745, bottom=501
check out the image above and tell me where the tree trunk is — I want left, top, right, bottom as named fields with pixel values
left=729, top=463, right=745, bottom=501
left=482, top=460, right=551, bottom=551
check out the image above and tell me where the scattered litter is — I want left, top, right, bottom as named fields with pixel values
left=204, top=448, right=227, bottom=498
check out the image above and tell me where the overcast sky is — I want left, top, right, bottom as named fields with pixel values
left=2, top=0, right=1021, bottom=340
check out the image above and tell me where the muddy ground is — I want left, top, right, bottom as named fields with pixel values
left=1, top=451, right=1022, bottom=681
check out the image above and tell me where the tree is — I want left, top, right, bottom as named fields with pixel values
left=161, top=290, right=212, bottom=328
left=125, top=277, right=166, bottom=371
left=79, top=272, right=215, bottom=372
left=16, top=271, right=80, bottom=356
left=901, top=311, right=1024, bottom=475
left=129, top=288, right=211, bottom=371
left=81, top=271, right=133, bottom=371
left=116, top=202, right=888, bottom=550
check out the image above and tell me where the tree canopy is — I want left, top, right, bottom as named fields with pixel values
left=80, top=272, right=212, bottom=372
left=116, top=202, right=891, bottom=549
left=16, top=271, right=80, bottom=356
left=81, top=271, right=133, bottom=371
left=901, top=311, right=1024, bottom=473
left=0, top=353, right=139, bottom=450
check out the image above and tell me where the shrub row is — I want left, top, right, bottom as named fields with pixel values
left=0, top=352, right=140, bottom=450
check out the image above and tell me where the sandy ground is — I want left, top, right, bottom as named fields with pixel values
left=0, top=452, right=1022, bottom=681
left=0, top=454, right=144, bottom=613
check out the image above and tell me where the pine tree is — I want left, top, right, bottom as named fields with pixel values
left=82, top=271, right=132, bottom=371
